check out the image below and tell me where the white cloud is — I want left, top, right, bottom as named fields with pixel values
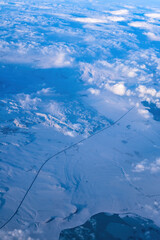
left=127, top=68, right=138, bottom=77
left=17, top=94, right=41, bottom=110
left=110, top=9, right=129, bottom=15
left=124, top=5, right=135, bottom=9
left=0, top=42, right=74, bottom=69
left=88, top=88, right=100, bottom=96
left=80, top=48, right=160, bottom=106
left=129, top=21, right=153, bottom=30
left=126, top=89, right=133, bottom=96
left=134, top=162, right=146, bottom=172
left=37, top=88, right=52, bottom=95
left=71, top=17, right=108, bottom=24
left=0, top=229, right=34, bottom=240
left=156, top=91, right=160, bottom=98
left=55, top=52, right=73, bottom=67
left=138, top=108, right=150, bottom=119
left=133, top=158, right=160, bottom=174
left=36, top=5, right=52, bottom=10
left=145, top=13, right=160, bottom=19
left=137, top=85, right=157, bottom=97
left=105, top=82, right=126, bottom=96
left=80, top=60, right=140, bottom=89
left=37, top=52, right=74, bottom=69
left=144, top=32, right=160, bottom=41
left=107, top=16, right=125, bottom=22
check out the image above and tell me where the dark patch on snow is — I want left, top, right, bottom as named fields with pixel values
left=59, top=212, right=160, bottom=240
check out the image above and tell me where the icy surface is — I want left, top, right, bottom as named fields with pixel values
left=0, top=0, right=160, bottom=239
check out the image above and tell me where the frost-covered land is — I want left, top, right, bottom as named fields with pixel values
left=0, top=0, right=160, bottom=239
